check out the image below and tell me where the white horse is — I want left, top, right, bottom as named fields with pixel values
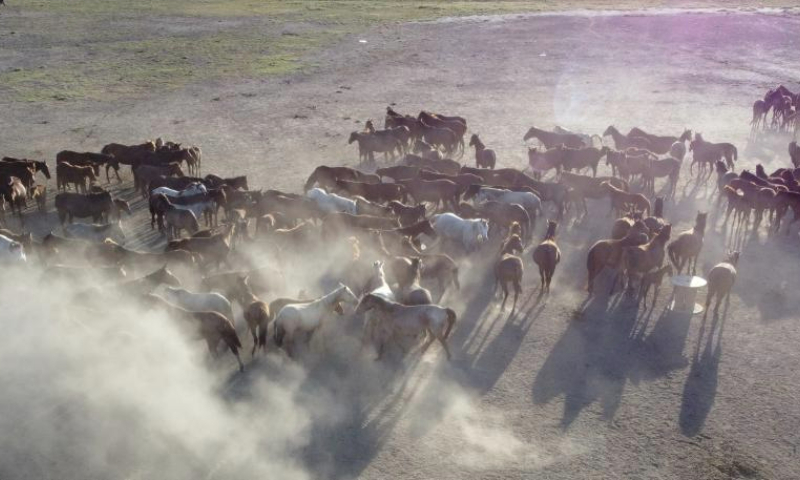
left=161, top=286, right=234, bottom=321
left=0, top=234, right=26, bottom=263
left=273, top=284, right=359, bottom=357
left=431, top=213, right=488, bottom=252
left=362, top=260, right=396, bottom=346
left=151, top=183, right=208, bottom=199
left=356, top=293, right=457, bottom=360
left=472, top=186, right=542, bottom=217
left=306, top=187, right=357, bottom=215
left=669, top=141, right=687, bottom=161
left=64, top=220, right=125, bottom=244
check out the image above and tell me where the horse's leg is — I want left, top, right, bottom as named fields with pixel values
left=512, top=280, right=521, bottom=311
left=420, top=327, right=436, bottom=353
left=437, top=333, right=452, bottom=361
left=538, top=266, right=545, bottom=292
left=500, top=281, right=509, bottom=310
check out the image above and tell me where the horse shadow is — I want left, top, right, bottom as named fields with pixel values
left=679, top=305, right=726, bottom=437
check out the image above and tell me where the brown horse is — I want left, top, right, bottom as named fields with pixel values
left=56, top=162, right=96, bottom=193
left=0, top=176, right=27, bottom=223
left=402, top=154, right=461, bottom=176
left=620, top=224, right=673, bottom=293
left=690, top=133, right=737, bottom=173
left=642, top=157, right=681, bottom=197
left=532, top=220, right=561, bottom=294
left=559, top=146, right=611, bottom=177
left=524, top=126, right=584, bottom=149
left=602, top=181, right=651, bottom=216
left=134, top=163, right=184, bottom=198
left=398, top=178, right=460, bottom=210
left=236, top=275, right=271, bottom=356
left=667, top=212, right=707, bottom=275
left=349, top=131, right=402, bottom=163
left=627, top=127, right=691, bottom=155
left=334, top=179, right=405, bottom=204
left=148, top=294, right=244, bottom=371
left=304, top=165, right=380, bottom=191
left=376, top=165, right=420, bottom=182
left=586, top=220, right=650, bottom=294
left=469, top=134, right=496, bottom=169
left=638, top=264, right=672, bottom=308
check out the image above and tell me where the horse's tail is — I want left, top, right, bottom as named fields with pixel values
left=667, top=242, right=679, bottom=270
left=274, top=321, right=285, bottom=347
left=258, top=309, right=269, bottom=349
left=443, top=308, right=457, bottom=340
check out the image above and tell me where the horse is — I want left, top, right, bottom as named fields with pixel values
left=304, top=165, right=380, bottom=191
left=64, top=220, right=125, bottom=244
left=365, top=120, right=412, bottom=153
left=703, top=251, right=740, bottom=319
left=586, top=221, right=651, bottom=294
left=162, top=285, right=234, bottom=321
left=376, top=165, right=420, bottom=182
left=398, top=178, right=461, bottom=211
left=134, top=162, right=184, bottom=198
left=273, top=284, right=358, bottom=358
left=151, top=194, right=201, bottom=239
left=148, top=294, right=243, bottom=371
left=469, top=134, right=496, bottom=169
left=56, top=162, right=96, bottom=193
left=0, top=176, right=27, bottom=223
left=638, top=264, right=672, bottom=308
left=789, top=141, right=800, bottom=169
left=356, top=293, right=456, bottom=360
left=166, top=222, right=235, bottom=269
left=306, top=187, right=357, bottom=215
left=235, top=276, right=270, bottom=356
left=400, top=258, right=432, bottom=305
left=348, top=131, right=402, bottom=163
left=601, top=181, right=651, bottom=216
left=524, top=126, right=584, bottom=149
left=532, top=220, right=561, bottom=294
left=667, top=211, right=707, bottom=275
left=478, top=201, right=532, bottom=243
left=627, top=127, right=692, bottom=154
left=387, top=200, right=426, bottom=226
left=402, top=154, right=461, bottom=176
left=466, top=185, right=542, bottom=219
left=417, top=119, right=460, bottom=156
left=56, top=151, right=115, bottom=180
left=751, top=99, right=769, bottom=132
left=690, top=133, right=738, bottom=173
left=203, top=174, right=248, bottom=191
left=334, top=179, right=405, bottom=204
left=559, top=146, right=611, bottom=177
left=642, top=157, right=681, bottom=197
left=419, top=111, right=466, bottom=154
left=495, top=253, right=523, bottom=311
left=430, top=213, right=488, bottom=253
left=620, top=224, right=673, bottom=294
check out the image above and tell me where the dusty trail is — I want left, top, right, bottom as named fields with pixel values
left=1, top=10, right=799, bottom=480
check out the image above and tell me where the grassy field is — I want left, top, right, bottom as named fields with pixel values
left=0, top=0, right=794, bottom=103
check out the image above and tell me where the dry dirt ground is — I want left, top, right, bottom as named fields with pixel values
left=2, top=8, right=800, bottom=480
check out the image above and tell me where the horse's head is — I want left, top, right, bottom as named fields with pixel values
left=680, top=129, right=692, bottom=142
left=348, top=132, right=359, bottom=144
left=469, top=134, right=478, bottom=146
left=726, top=250, right=741, bottom=267
left=169, top=162, right=184, bottom=177
left=602, top=126, right=615, bottom=137
left=657, top=224, right=672, bottom=241
left=372, top=260, right=385, bottom=277
left=37, top=161, right=52, bottom=179
left=545, top=220, right=558, bottom=238
left=523, top=127, right=538, bottom=142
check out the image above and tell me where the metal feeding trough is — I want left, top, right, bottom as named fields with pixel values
left=668, top=275, right=707, bottom=315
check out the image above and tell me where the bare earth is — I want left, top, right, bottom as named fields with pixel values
left=2, top=9, right=800, bottom=480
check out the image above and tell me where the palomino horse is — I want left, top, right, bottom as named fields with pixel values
left=356, top=293, right=456, bottom=360
left=273, top=284, right=358, bottom=357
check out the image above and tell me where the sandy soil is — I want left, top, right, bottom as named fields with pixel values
left=2, top=9, right=800, bottom=480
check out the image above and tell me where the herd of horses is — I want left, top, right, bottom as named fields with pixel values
left=1, top=97, right=798, bottom=372
left=751, top=84, right=800, bottom=136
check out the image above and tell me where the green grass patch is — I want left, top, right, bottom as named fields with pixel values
left=4, top=1, right=796, bottom=103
